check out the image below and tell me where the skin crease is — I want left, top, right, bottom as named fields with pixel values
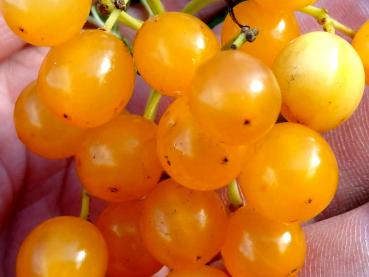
left=1, top=1, right=369, bottom=277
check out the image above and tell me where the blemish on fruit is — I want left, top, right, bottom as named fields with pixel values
left=18, top=27, right=25, bottom=33
left=306, top=198, right=313, bottom=204
left=164, top=155, right=171, bottom=166
left=222, top=156, right=229, bottom=164
left=63, top=113, right=70, bottom=120
left=244, top=119, right=251, bottom=125
left=109, top=187, right=119, bottom=193
left=287, top=268, right=298, bottom=276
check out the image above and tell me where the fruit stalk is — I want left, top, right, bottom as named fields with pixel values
left=140, top=0, right=154, bottom=15
left=182, top=0, right=216, bottom=15
left=299, top=5, right=356, bottom=37
left=228, top=179, right=244, bottom=207
left=98, top=0, right=144, bottom=30
left=143, top=90, right=162, bottom=121
left=80, top=189, right=90, bottom=220
left=104, top=9, right=121, bottom=32
left=146, top=0, right=165, bottom=14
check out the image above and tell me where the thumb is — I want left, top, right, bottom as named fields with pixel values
left=0, top=13, right=25, bottom=61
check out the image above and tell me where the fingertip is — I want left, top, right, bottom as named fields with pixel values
left=0, top=15, right=25, bottom=61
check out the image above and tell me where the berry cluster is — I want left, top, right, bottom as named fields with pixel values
left=2, top=0, right=369, bottom=276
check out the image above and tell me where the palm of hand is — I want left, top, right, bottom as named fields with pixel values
left=1, top=1, right=369, bottom=276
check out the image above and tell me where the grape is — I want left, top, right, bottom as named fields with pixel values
left=239, top=123, right=338, bottom=223
left=14, top=82, right=85, bottom=159
left=273, top=31, right=365, bottom=132
left=190, top=50, right=281, bottom=145
left=0, top=0, right=90, bottom=46
left=76, top=114, right=162, bottom=202
left=221, top=0, right=300, bottom=67
left=38, top=30, right=135, bottom=128
left=133, top=12, right=219, bottom=97
left=140, top=179, right=228, bottom=269
left=96, top=201, right=162, bottom=277
left=253, top=0, right=316, bottom=11
left=168, top=266, right=228, bottom=277
left=157, top=97, right=246, bottom=191
left=16, top=216, right=108, bottom=277
left=353, top=20, right=369, bottom=84
left=222, top=206, right=306, bottom=277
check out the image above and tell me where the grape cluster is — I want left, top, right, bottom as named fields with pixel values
left=2, top=0, right=368, bottom=276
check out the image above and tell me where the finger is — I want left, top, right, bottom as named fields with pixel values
left=0, top=13, right=25, bottom=61
left=301, top=203, right=369, bottom=277
left=293, top=0, right=369, bottom=220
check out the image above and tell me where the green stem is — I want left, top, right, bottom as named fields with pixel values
left=221, top=31, right=247, bottom=50
left=147, top=0, right=165, bottom=14
left=88, top=16, right=103, bottom=27
left=182, top=0, right=216, bottom=14
left=91, top=5, right=106, bottom=27
left=80, top=189, right=90, bottom=220
left=141, top=0, right=154, bottom=16
left=104, top=9, right=121, bottom=32
left=228, top=180, right=244, bottom=207
left=143, top=90, right=162, bottom=121
left=118, top=10, right=144, bottom=30
left=299, top=5, right=356, bottom=37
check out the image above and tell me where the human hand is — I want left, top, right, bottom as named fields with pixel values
left=1, top=1, right=369, bottom=276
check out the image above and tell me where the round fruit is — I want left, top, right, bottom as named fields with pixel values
left=222, top=206, right=306, bottom=277
left=16, top=216, right=108, bottom=277
left=14, top=82, right=85, bottom=159
left=38, top=29, right=135, bottom=128
left=253, top=0, right=316, bottom=11
left=221, top=0, right=300, bottom=67
left=190, top=50, right=281, bottom=145
left=0, top=0, right=90, bottom=46
left=96, top=201, right=162, bottom=277
left=133, top=12, right=219, bottom=97
left=353, top=20, right=369, bottom=84
left=157, top=97, right=246, bottom=191
left=273, top=31, right=365, bottom=132
left=76, top=114, right=162, bottom=202
left=140, top=179, right=228, bottom=269
left=168, top=266, right=228, bottom=277
left=239, top=123, right=338, bottom=223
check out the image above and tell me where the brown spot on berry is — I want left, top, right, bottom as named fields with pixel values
left=222, top=157, right=229, bottom=164
left=244, top=119, right=251, bottom=125
left=18, top=27, right=25, bottom=33
left=306, top=198, right=313, bottom=204
left=109, top=187, right=119, bottom=193
left=63, top=113, right=70, bottom=120
left=164, top=155, right=171, bottom=166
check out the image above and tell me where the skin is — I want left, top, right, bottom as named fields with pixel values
left=0, top=1, right=369, bottom=277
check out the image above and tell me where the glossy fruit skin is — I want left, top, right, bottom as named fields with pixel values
left=16, top=216, right=108, bottom=277
left=14, top=82, right=85, bottom=159
left=76, top=114, right=162, bottom=202
left=190, top=50, right=281, bottom=145
left=221, top=1, right=300, bottom=67
left=253, top=0, right=316, bottom=11
left=0, top=0, right=90, bottom=46
left=273, top=31, right=365, bottom=132
left=239, top=123, right=338, bottom=223
left=38, top=30, right=135, bottom=128
left=133, top=12, right=219, bottom=97
left=222, top=207, right=306, bottom=277
left=168, top=266, right=228, bottom=277
left=96, top=201, right=162, bottom=277
left=140, top=179, right=228, bottom=269
left=157, top=97, right=246, bottom=191
left=353, top=20, right=369, bottom=84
